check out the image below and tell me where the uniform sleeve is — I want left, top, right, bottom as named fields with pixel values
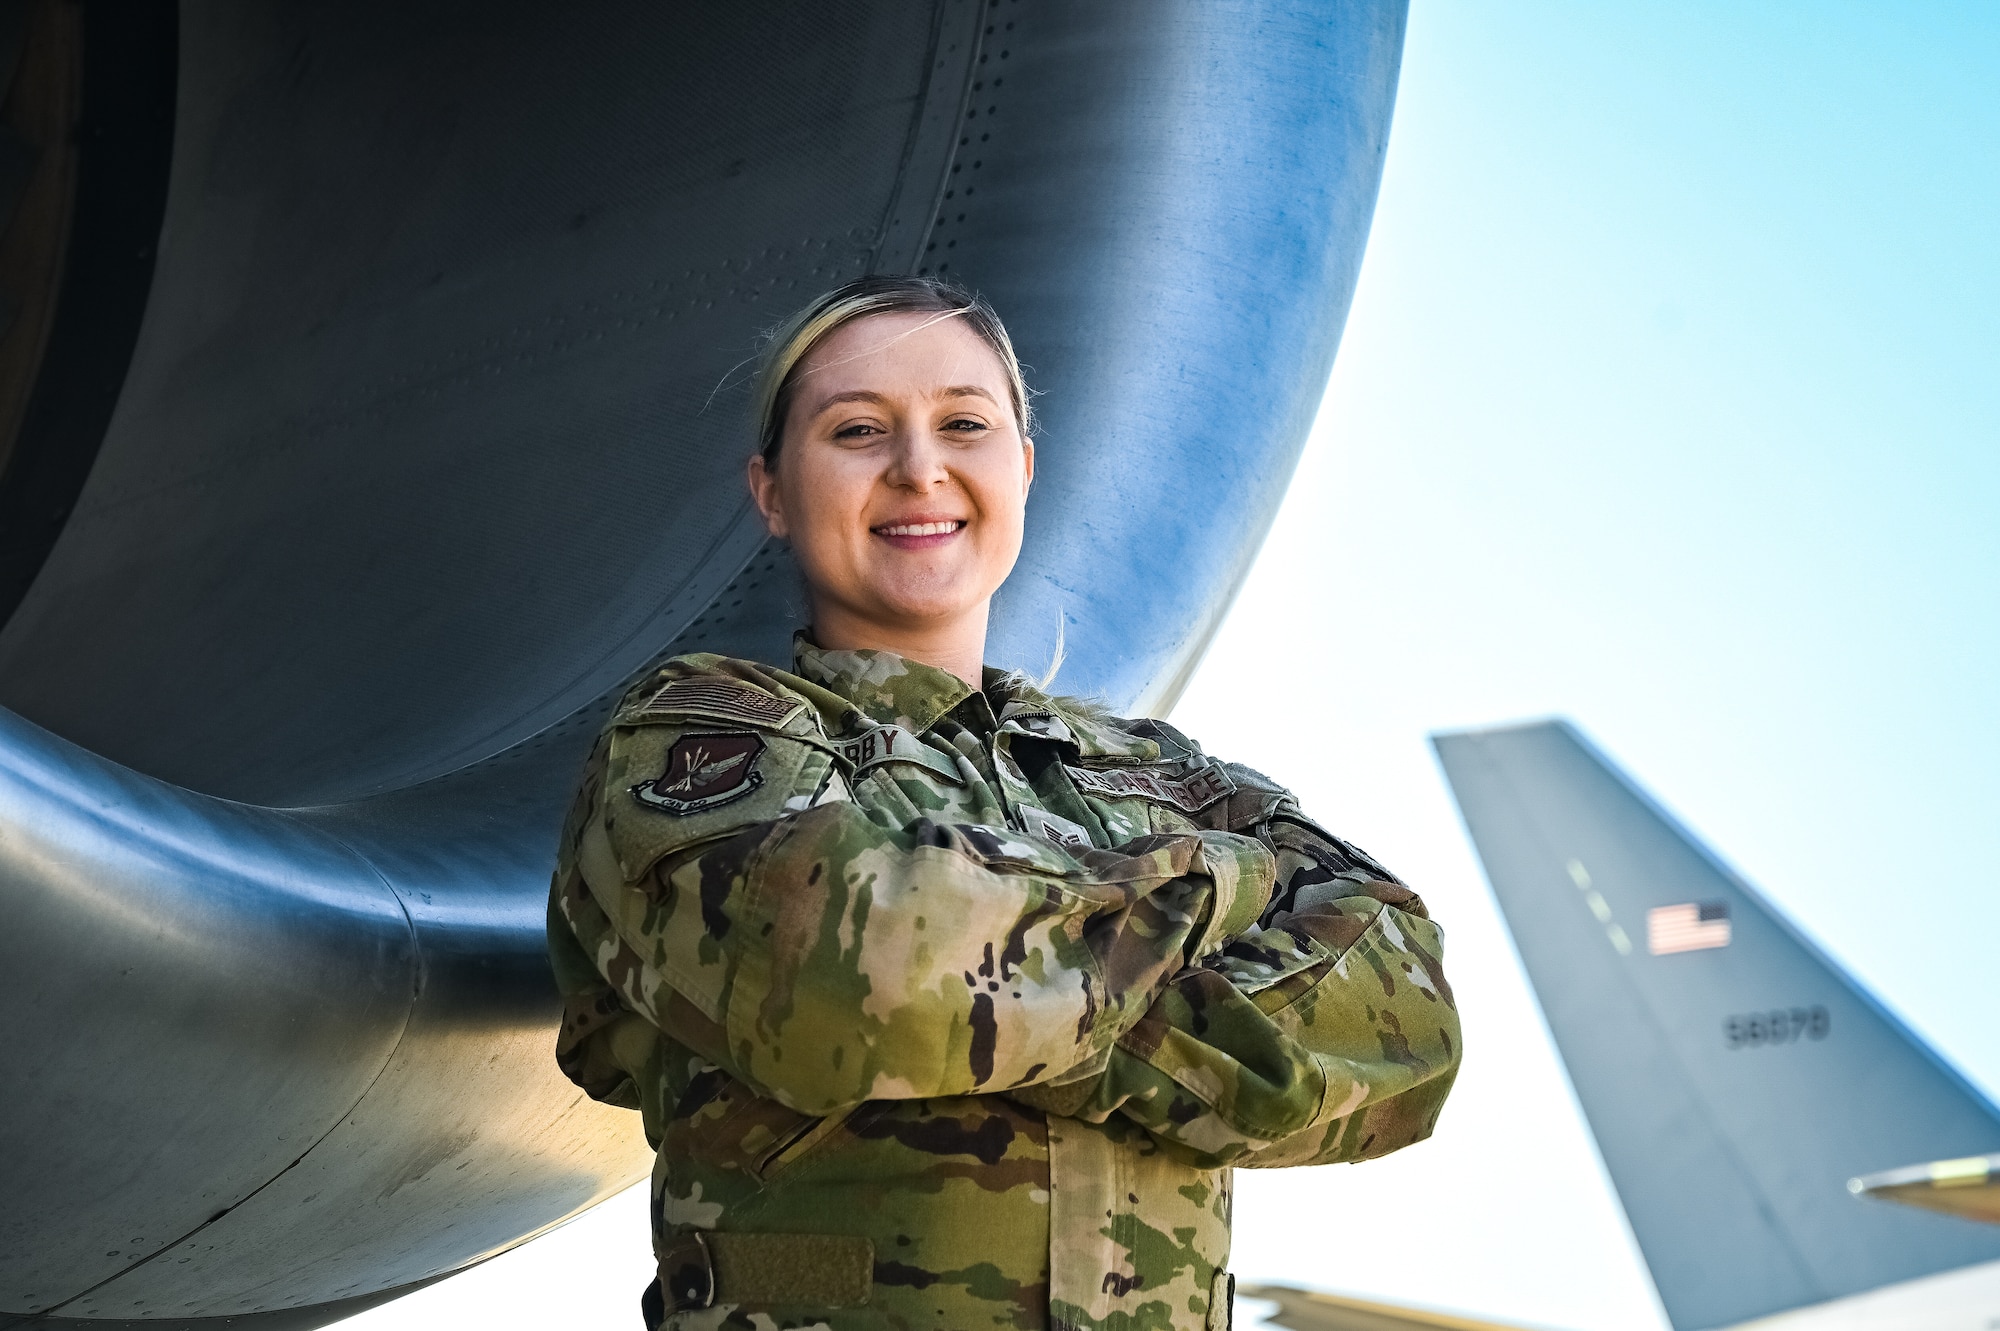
left=551, top=722, right=1278, bottom=1118
left=547, top=736, right=686, bottom=1133
left=1012, top=783, right=1461, bottom=1170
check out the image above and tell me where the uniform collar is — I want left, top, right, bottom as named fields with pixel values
left=983, top=669, right=1160, bottom=761
left=790, top=633, right=1160, bottom=760
left=792, top=633, right=977, bottom=734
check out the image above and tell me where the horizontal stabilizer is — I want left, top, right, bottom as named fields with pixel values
left=1432, top=721, right=2000, bottom=1331
left=1241, top=1284, right=1544, bottom=1331
left=1851, top=1153, right=2000, bottom=1226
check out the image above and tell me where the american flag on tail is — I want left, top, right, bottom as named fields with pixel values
left=1648, top=901, right=1731, bottom=954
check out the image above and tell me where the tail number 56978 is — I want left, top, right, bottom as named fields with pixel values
left=1725, top=1006, right=1829, bottom=1049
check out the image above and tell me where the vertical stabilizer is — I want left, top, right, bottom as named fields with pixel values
left=1432, top=720, right=2000, bottom=1331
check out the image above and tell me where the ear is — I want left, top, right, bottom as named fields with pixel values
left=1020, top=437, right=1035, bottom=493
left=746, top=453, right=789, bottom=538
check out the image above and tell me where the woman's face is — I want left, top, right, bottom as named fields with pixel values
left=748, top=310, right=1034, bottom=641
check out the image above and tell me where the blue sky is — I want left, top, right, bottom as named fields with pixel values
left=1179, top=4, right=2000, bottom=1325
left=337, top=6, right=2000, bottom=1328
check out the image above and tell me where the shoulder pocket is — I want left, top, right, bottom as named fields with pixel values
left=602, top=722, right=833, bottom=881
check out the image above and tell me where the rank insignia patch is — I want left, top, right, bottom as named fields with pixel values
left=633, top=732, right=765, bottom=815
left=1020, top=803, right=1093, bottom=853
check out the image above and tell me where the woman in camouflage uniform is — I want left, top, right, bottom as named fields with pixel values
left=548, top=277, right=1460, bottom=1331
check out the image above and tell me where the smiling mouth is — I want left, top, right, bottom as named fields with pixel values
left=872, top=520, right=965, bottom=538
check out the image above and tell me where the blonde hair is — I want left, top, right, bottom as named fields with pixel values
left=752, top=276, right=1032, bottom=462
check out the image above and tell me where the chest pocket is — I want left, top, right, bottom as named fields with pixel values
left=1064, top=759, right=1236, bottom=840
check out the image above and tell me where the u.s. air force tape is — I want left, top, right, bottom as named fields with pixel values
left=623, top=677, right=806, bottom=730
left=1065, top=762, right=1233, bottom=813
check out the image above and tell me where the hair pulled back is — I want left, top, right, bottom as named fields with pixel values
left=752, top=275, right=1032, bottom=464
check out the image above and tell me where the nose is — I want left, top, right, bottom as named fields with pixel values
left=883, top=424, right=950, bottom=492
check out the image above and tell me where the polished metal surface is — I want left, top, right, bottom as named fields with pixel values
left=0, top=2, right=1405, bottom=1325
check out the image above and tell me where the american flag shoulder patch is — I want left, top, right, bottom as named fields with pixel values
left=619, top=677, right=806, bottom=731
left=1648, top=900, right=1732, bottom=955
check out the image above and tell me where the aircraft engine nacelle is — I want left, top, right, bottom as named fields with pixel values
left=0, top=2, right=1405, bottom=1326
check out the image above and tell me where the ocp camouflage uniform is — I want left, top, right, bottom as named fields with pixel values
left=548, top=636, right=1460, bottom=1331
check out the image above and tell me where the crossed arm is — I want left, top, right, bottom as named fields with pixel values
left=549, top=733, right=1460, bottom=1165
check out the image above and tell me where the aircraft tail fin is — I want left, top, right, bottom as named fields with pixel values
left=1431, top=720, right=2000, bottom=1331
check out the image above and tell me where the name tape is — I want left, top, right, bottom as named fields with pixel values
left=836, top=724, right=965, bottom=785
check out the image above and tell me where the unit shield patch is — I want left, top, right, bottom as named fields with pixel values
left=634, top=732, right=766, bottom=815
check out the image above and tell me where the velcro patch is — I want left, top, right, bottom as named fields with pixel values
left=633, top=732, right=765, bottom=815
left=997, top=702, right=1076, bottom=745
left=623, top=677, right=806, bottom=731
left=1066, top=762, right=1234, bottom=813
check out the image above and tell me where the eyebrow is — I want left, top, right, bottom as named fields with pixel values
left=810, top=384, right=1000, bottom=412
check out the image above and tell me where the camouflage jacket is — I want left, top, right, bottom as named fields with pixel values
left=548, top=637, right=1460, bottom=1331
